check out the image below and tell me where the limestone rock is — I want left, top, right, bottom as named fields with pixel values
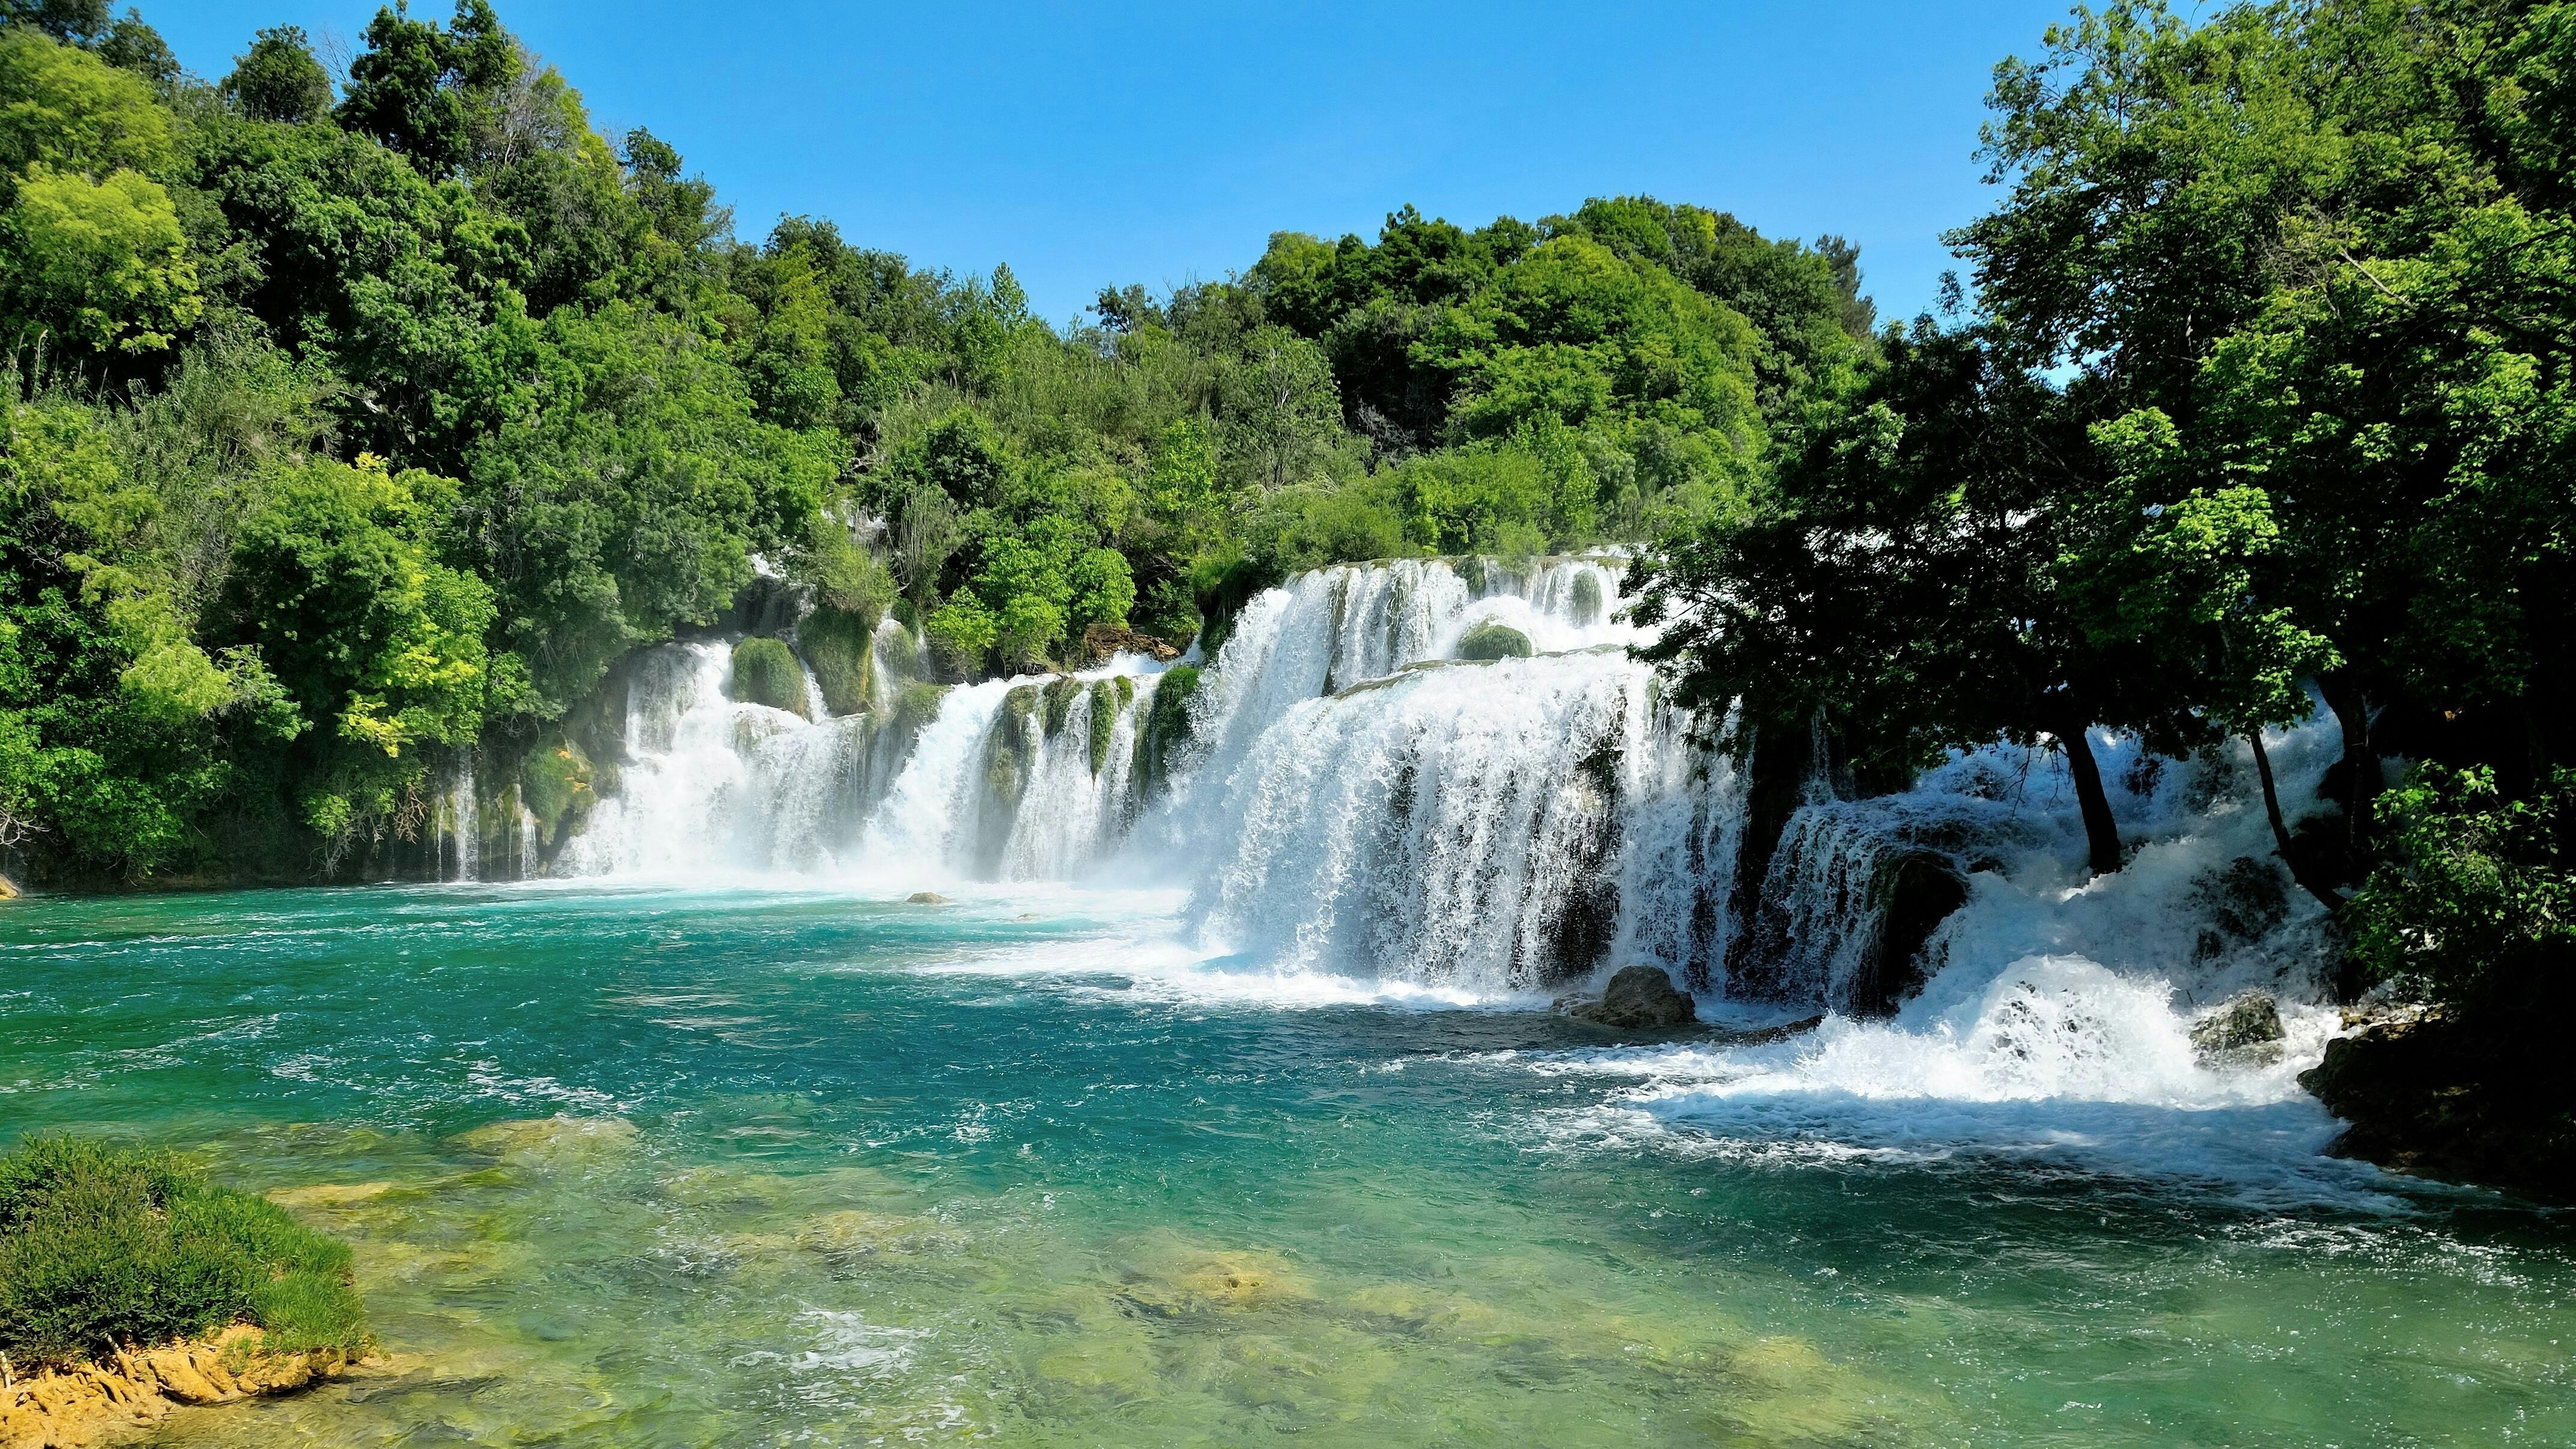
left=1077, top=622, right=1181, bottom=666
left=0, top=1325, right=353, bottom=1449
left=2190, top=991, right=2286, bottom=1066
left=1558, top=965, right=1697, bottom=1029
left=906, top=891, right=952, bottom=904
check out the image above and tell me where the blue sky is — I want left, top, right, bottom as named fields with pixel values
left=139, top=0, right=2079, bottom=327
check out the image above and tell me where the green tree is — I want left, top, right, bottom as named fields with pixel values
left=338, top=0, right=518, bottom=178
left=221, top=26, right=335, bottom=125
left=0, top=26, right=172, bottom=180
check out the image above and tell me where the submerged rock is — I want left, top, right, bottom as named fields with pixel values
left=1456, top=620, right=1534, bottom=661
left=2190, top=991, right=2286, bottom=1066
left=1559, top=965, right=1697, bottom=1029
left=452, top=1114, right=639, bottom=1165
left=906, top=890, right=952, bottom=904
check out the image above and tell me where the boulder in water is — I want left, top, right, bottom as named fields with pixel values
left=2301, top=1008, right=2576, bottom=1202
left=1852, top=851, right=1967, bottom=1016
left=906, top=890, right=952, bottom=904
left=2190, top=991, right=2286, bottom=1066
left=1560, top=965, right=1697, bottom=1029
left=1457, top=620, right=1534, bottom=661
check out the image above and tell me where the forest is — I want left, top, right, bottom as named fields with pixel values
left=0, top=0, right=2567, bottom=1069
left=0, top=0, right=1871, bottom=886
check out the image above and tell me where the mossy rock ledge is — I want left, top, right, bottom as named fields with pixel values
left=798, top=605, right=878, bottom=717
left=1457, top=620, right=1534, bottom=661
left=730, top=637, right=808, bottom=717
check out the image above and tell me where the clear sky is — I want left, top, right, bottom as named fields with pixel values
left=136, top=0, right=2079, bottom=327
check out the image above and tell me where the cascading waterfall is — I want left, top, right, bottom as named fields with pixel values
left=460, top=551, right=2341, bottom=1077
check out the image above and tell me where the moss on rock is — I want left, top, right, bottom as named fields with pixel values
left=731, top=637, right=807, bottom=717
left=1570, top=570, right=1604, bottom=626
left=1042, top=676, right=1084, bottom=736
left=1135, top=666, right=1202, bottom=790
left=1457, top=620, right=1534, bottom=661
left=799, top=606, right=877, bottom=716
left=889, top=681, right=940, bottom=729
left=1087, top=679, right=1120, bottom=776
left=520, top=733, right=597, bottom=855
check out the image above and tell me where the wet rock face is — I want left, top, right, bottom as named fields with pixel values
left=1853, top=852, right=1967, bottom=1017
left=2301, top=1010, right=2576, bottom=1203
left=1560, top=965, right=1697, bottom=1029
left=2191, top=991, right=2287, bottom=1066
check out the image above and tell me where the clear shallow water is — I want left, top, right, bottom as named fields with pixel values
left=2, top=884, right=2570, bottom=1447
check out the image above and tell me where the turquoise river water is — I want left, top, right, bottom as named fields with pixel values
left=1, top=882, right=2569, bottom=1447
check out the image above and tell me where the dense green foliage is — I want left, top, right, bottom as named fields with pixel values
left=0, top=0, right=1864, bottom=884
left=1636, top=0, right=2576, bottom=1013
left=0, top=1136, right=368, bottom=1366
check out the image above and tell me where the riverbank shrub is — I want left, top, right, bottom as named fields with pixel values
left=0, top=1137, right=369, bottom=1367
left=2351, top=767, right=2576, bottom=1021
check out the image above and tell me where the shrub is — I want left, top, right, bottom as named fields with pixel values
left=0, top=1137, right=369, bottom=1367
left=730, top=637, right=806, bottom=715
left=1457, top=621, right=1534, bottom=661
left=518, top=734, right=597, bottom=855
left=2351, top=765, right=2575, bottom=1019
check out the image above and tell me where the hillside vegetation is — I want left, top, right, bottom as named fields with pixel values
left=0, top=0, right=1870, bottom=884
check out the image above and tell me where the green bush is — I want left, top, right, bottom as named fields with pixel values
left=1457, top=620, right=1534, bottom=661
left=2352, top=766, right=2575, bottom=1018
left=0, top=1137, right=369, bottom=1367
left=519, top=732, right=597, bottom=852
left=730, top=637, right=807, bottom=715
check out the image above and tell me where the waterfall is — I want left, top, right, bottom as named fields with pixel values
left=440, top=759, right=478, bottom=882
left=520, top=551, right=2341, bottom=1027
left=560, top=643, right=914, bottom=876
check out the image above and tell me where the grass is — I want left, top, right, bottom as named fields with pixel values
left=0, top=1137, right=369, bottom=1368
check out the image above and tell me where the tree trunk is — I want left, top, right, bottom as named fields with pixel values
left=2316, top=671, right=2381, bottom=878
left=2247, top=727, right=2345, bottom=914
left=2055, top=715, right=2123, bottom=878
